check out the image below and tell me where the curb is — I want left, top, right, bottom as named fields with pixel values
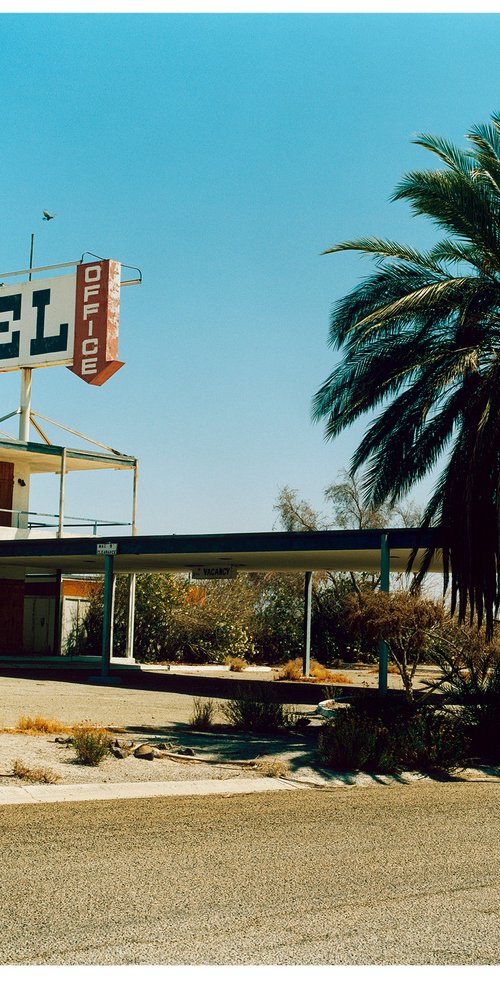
left=0, top=776, right=297, bottom=807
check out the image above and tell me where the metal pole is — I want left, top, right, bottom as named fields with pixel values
left=101, top=555, right=114, bottom=679
left=303, top=571, right=313, bottom=678
left=28, top=234, right=35, bottom=282
left=57, top=448, right=67, bottom=538
left=131, top=461, right=138, bottom=536
left=125, top=461, right=138, bottom=660
left=378, top=532, right=390, bottom=694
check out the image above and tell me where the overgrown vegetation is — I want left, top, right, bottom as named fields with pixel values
left=344, top=592, right=447, bottom=700
left=317, top=699, right=471, bottom=774
left=430, top=626, right=500, bottom=764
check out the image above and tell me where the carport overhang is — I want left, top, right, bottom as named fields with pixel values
left=0, top=528, right=444, bottom=693
left=0, top=527, right=444, bottom=576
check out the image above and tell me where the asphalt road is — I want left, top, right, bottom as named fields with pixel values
left=1, top=781, right=499, bottom=965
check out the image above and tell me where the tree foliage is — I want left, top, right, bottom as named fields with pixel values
left=313, top=115, right=500, bottom=636
left=344, top=591, right=446, bottom=699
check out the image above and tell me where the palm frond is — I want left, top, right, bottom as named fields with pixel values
left=315, top=113, right=500, bottom=636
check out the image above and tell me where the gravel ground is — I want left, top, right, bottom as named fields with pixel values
left=1, top=672, right=498, bottom=793
left=1, top=728, right=499, bottom=792
left=0, top=731, right=268, bottom=786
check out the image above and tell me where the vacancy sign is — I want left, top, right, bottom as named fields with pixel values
left=0, top=260, right=124, bottom=386
left=191, top=566, right=238, bottom=580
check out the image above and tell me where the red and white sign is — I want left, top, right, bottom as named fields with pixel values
left=0, top=259, right=125, bottom=387
left=70, top=260, right=124, bottom=386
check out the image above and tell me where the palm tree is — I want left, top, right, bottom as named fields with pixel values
left=313, top=114, right=500, bottom=637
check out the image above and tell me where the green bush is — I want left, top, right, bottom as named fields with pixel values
left=317, top=700, right=471, bottom=774
left=72, top=725, right=111, bottom=766
left=317, top=710, right=400, bottom=772
left=431, top=627, right=500, bottom=764
left=403, top=709, right=471, bottom=772
left=222, top=685, right=295, bottom=732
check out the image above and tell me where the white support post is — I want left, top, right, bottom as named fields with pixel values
left=125, top=574, right=136, bottom=660
left=19, top=368, right=32, bottom=443
left=109, top=574, right=117, bottom=659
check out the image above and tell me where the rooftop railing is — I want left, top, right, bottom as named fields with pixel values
left=0, top=508, right=132, bottom=536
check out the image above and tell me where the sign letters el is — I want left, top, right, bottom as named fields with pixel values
left=0, top=260, right=124, bottom=386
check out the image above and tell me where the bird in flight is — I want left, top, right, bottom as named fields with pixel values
left=42, top=210, right=56, bottom=221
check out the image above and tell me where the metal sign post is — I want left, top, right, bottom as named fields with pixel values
left=378, top=533, right=390, bottom=694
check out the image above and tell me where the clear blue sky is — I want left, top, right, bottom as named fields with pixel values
left=0, top=12, right=499, bottom=534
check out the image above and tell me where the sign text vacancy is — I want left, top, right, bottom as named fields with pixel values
left=0, top=260, right=124, bottom=386
left=191, top=566, right=237, bottom=580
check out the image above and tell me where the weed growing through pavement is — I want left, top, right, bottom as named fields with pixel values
left=12, top=759, right=60, bottom=784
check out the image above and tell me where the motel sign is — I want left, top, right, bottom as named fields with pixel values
left=0, top=260, right=123, bottom=386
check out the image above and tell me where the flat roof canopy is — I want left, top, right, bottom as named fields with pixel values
left=0, top=528, right=444, bottom=576
left=0, top=438, right=136, bottom=474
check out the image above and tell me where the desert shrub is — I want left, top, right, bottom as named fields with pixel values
left=72, top=725, right=111, bottom=766
left=344, top=592, right=446, bottom=700
left=312, top=577, right=377, bottom=664
left=254, top=757, right=290, bottom=778
left=189, top=698, right=216, bottom=729
left=222, top=685, right=295, bottom=732
left=73, top=573, right=259, bottom=665
left=12, top=760, right=60, bottom=784
left=403, top=709, right=471, bottom=772
left=226, top=656, right=248, bottom=672
left=430, top=625, right=500, bottom=764
left=318, top=697, right=471, bottom=774
left=317, top=710, right=400, bottom=772
left=274, top=658, right=303, bottom=681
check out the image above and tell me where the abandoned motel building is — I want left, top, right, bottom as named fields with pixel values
left=0, top=434, right=444, bottom=666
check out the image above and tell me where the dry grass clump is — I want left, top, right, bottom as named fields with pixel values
left=368, top=663, right=400, bottom=675
left=16, top=715, right=71, bottom=735
left=254, top=756, right=290, bottom=778
left=189, top=697, right=216, bottom=729
left=72, top=724, right=112, bottom=766
left=274, top=658, right=352, bottom=684
left=12, top=759, right=60, bottom=784
left=226, top=656, right=248, bottom=672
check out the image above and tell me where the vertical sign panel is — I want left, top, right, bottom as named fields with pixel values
left=70, top=260, right=124, bottom=386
